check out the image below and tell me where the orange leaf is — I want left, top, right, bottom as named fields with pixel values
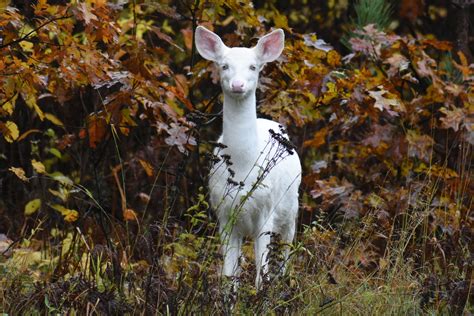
left=17, top=129, right=41, bottom=141
left=303, top=127, right=328, bottom=148
left=455, top=51, right=470, bottom=79
left=87, top=115, right=107, bottom=148
left=138, top=159, right=154, bottom=177
left=123, top=208, right=138, bottom=221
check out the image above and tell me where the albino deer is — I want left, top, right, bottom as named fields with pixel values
left=195, top=26, right=301, bottom=289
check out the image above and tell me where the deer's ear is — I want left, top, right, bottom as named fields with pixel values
left=195, top=26, right=227, bottom=62
left=255, top=29, right=284, bottom=64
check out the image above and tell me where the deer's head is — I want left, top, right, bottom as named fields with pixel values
left=195, top=26, right=284, bottom=99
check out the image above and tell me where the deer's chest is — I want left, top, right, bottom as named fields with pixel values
left=208, top=161, right=274, bottom=236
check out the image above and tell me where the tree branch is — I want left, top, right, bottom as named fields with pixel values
left=0, top=14, right=72, bottom=49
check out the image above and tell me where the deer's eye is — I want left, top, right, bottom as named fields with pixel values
left=222, top=64, right=229, bottom=70
left=249, top=65, right=257, bottom=71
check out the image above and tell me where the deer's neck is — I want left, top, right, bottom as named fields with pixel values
left=222, top=92, right=259, bottom=172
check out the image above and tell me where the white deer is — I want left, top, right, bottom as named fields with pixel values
left=195, top=26, right=301, bottom=289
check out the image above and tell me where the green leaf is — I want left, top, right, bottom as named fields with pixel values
left=49, top=148, right=62, bottom=158
left=25, top=198, right=41, bottom=215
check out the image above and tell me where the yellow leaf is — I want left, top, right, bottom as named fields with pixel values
left=123, top=208, right=138, bottom=221
left=25, top=198, right=41, bottom=215
left=321, top=82, right=338, bottom=104
left=2, top=97, right=15, bottom=115
left=9, top=166, right=29, bottom=182
left=50, top=204, right=79, bottom=222
left=327, top=50, right=341, bottom=67
left=50, top=203, right=68, bottom=215
left=44, top=113, right=64, bottom=127
left=31, top=159, right=46, bottom=174
left=25, top=94, right=44, bottom=120
left=273, top=13, right=288, bottom=29
left=19, top=40, right=34, bottom=52
left=1, top=120, right=19, bottom=142
left=63, top=210, right=79, bottom=222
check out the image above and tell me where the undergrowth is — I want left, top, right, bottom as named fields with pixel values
left=0, top=0, right=472, bottom=314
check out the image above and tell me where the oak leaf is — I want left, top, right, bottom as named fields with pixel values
left=439, top=107, right=465, bottom=132
left=368, top=87, right=405, bottom=116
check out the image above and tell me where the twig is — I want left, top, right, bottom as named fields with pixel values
left=0, top=14, right=72, bottom=49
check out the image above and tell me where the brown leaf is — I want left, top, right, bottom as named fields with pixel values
left=362, top=124, right=394, bottom=148
left=400, top=0, right=424, bottom=23
left=384, top=53, right=409, bottom=77
left=151, top=26, right=184, bottom=52
left=77, top=3, right=97, bottom=25
left=368, top=87, right=405, bottom=116
left=87, top=114, right=107, bottom=148
left=406, top=130, right=434, bottom=161
left=439, top=107, right=465, bottom=132
left=181, top=28, right=194, bottom=50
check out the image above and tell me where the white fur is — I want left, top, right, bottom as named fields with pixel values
left=195, top=26, right=301, bottom=288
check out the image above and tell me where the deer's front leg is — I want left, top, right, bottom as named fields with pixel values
left=220, top=226, right=242, bottom=282
left=254, top=230, right=271, bottom=289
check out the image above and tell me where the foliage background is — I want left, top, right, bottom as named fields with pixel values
left=0, top=0, right=472, bottom=314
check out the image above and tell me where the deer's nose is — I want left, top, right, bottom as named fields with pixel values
left=231, top=80, right=245, bottom=93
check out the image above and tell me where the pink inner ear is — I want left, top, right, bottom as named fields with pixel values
left=260, top=32, right=282, bottom=60
left=201, top=32, right=219, bottom=53
left=264, top=35, right=279, bottom=54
